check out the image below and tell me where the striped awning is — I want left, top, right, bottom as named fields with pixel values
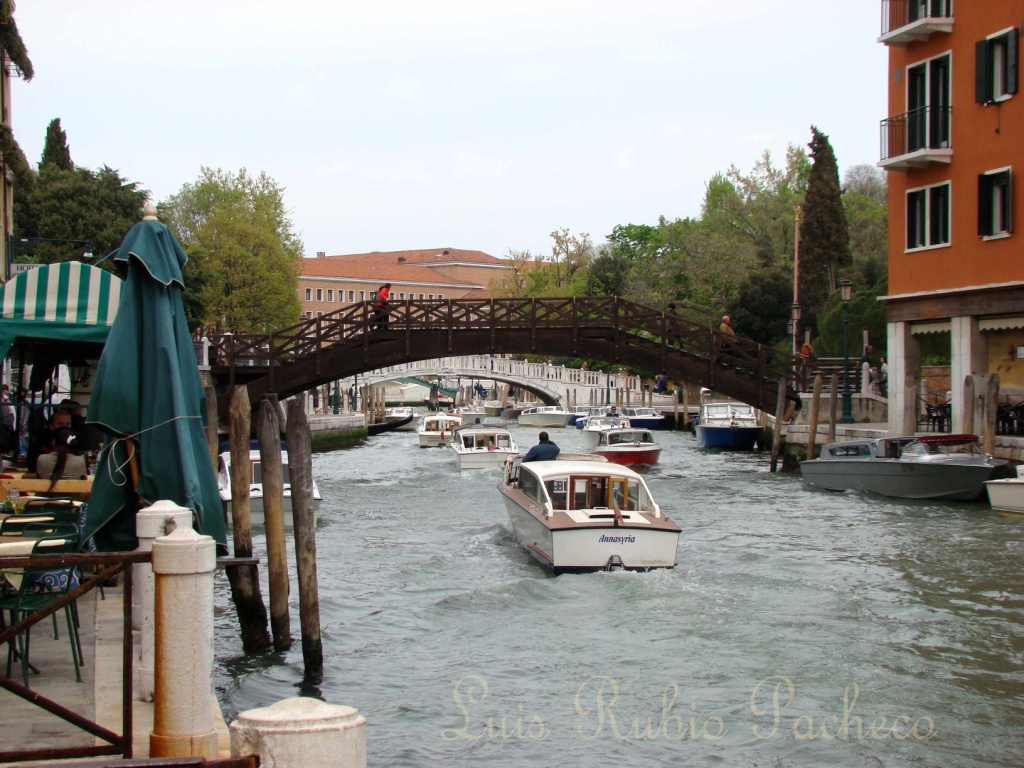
left=979, top=315, right=1024, bottom=331
left=909, top=320, right=951, bottom=335
left=0, top=261, right=123, bottom=360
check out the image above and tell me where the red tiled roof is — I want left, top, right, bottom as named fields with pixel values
left=299, top=248, right=505, bottom=287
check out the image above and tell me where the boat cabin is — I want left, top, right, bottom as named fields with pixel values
left=597, top=429, right=656, bottom=447
left=454, top=427, right=514, bottom=450
left=505, top=456, right=661, bottom=520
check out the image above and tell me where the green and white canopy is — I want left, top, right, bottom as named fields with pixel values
left=0, top=261, right=122, bottom=361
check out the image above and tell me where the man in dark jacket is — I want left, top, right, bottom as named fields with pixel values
left=522, top=431, right=560, bottom=462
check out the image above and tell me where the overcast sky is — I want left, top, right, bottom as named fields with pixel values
left=12, top=1, right=886, bottom=260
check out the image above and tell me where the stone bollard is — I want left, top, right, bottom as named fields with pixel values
left=231, top=698, right=366, bottom=768
left=150, top=525, right=219, bottom=759
left=135, top=500, right=195, bottom=702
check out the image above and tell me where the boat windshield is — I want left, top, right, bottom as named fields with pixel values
left=252, top=462, right=291, bottom=484
left=542, top=474, right=650, bottom=513
left=901, top=440, right=982, bottom=459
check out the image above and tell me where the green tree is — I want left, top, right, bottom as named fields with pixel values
left=813, top=282, right=887, bottom=360
left=729, top=266, right=793, bottom=346
left=606, top=223, right=660, bottom=262
left=41, top=118, right=73, bottom=170
left=489, top=248, right=535, bottom=298
left=799, top=127, right=851, bottom=320
left=159, top=167, right=303, bottom=332
left=13, top=163, right=148, bottom=265
left=586, top=244, right=630, bottom=296
left=843, top=164, right=888, bottom=291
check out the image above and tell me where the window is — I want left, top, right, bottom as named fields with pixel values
left=399, top=292, right=406, bottom=300
left=428, top=294, right=435, bottom=299
left=359, top=290, right=365, bottom=301
left=316, top=289, right=323, bottom=301
left=348, top=290, right=355, bottom=302
left=304, top=288, right=312, bottom=301
left=316, top=311, right=323, bottom=317
left=438, top=293, right=445, bottom=300
left=909, top=0, right=951, bottom=23
left=976, top=28, right=1019, bottom=104
left=979, top=168, right=1012, bottom=237
left=906, top=181, right=951, bottom=250
left=418, top=293, right=424, bottom=299
left=907, top=53, right=951, bottom=152
left=327, top=289, right=333, bottom=302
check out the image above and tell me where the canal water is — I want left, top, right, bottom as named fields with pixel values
left=213, top=421, right=1024, bottom=768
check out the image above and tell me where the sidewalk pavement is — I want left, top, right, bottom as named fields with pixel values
left=2, top=581, right=230, bottom=765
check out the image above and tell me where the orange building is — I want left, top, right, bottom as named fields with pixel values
left=297, top=247, right=517, bottom=320
left=878, top=1, right=1024, bottom=434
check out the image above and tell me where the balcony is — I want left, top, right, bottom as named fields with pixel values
left=879, top=0, right=953, bottom=47
left=879, top=106, right=952, bottom=171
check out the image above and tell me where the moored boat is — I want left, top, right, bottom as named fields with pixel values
left=591, top=428, right=662, bottom=466
left=417, top=412, right=464, bottom=448
left=217, top=443, right=322, bottom=527
left=518, top=405, right=572, bottom=428
left=800, top=434, right=1006, bottom=501
left=985, top=467, right=1024, bottom=517
left=498, top=454, right=680, bottom=573
left=693, top=394, right=760, bottom=450
left=449, top=425, right=520, bottom=470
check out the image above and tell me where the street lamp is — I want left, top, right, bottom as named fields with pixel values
left=840, top=280, right=854, bottom=424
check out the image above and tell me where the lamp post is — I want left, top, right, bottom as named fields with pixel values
left=791, top=303, right=801, bottom=357
left=840, top=280, right=854, bottom=423
left=605, top=366, right=611, bottom=406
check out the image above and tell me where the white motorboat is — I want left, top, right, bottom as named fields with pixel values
left=218, top=444, right=322, bottom=527
left=800, top=434, right=1006, bottom=501
left=694, top=393, right=761, bottom=450
left=580, top=415, right=633, bottom=449
left=619, top=406, right=667, bottom=430
left=417, top=412, right=464, bottom=448
left=985, top=466, right=1024, bottom=517
left=498, top=454, right=680, bottom=573
left=384, top=406, right=418, bottom=431
left=517, top=405, right=572, bottom=428
left=449, top=425, right=519, bottom=470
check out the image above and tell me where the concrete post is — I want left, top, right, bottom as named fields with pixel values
left=231, top=698, right=366, bottom=768
left=150, top=525, right=219, bottom=759
left=951, top=316, right=987, bottom=433
left=136, top=500, right=195, bottom=702
left=887, top=321, right=921, bottom=437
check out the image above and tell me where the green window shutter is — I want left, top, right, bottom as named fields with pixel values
left=1006, top=170, right=1014, bottom=234
left=976, top=40, right=991, bottom=104
left=978, top=175, right=994, bottom=237
left=1008, top=28, right=1019, bottom=96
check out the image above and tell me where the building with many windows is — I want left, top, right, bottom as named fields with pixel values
left=878, top=0, right=1023, bottom=434
left=297, top=247, right=520, bottom=320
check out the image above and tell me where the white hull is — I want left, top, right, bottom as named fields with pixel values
left=985, top=477, right=1024, bottom=516
left=223, top=493, right=320, bottom=528
left=454, top=449, right=518, bottom=470
left=502, top=495, right=678, bottom=572
left=518, top=413, right=572, bottom=428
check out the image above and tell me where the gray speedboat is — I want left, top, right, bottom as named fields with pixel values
left=800, top=434, right=1006, bottom=501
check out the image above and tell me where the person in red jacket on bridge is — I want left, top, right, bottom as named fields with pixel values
left=375, top=283, right=391, bottom=329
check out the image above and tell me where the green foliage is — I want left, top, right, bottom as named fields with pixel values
left=12, top=164, right=148, bottom=266
left=0, top=0, right=34, bottom=81
left=586, top=245, right=630, bottom=296
left=729, top=267, right=793, bottom=346
left=159, top=167, right=303, bottom=332
left=607, top=223, right=660, bottom=261
left=41, top=119, right=73, bottom=170
left=799, top=126, right=851, bottom=320
left=0, top=123, right=30, bottom=183
left=842, top=165, right=888, bottom=292
left=813, top=282, right=887, bottom=360
left=489, top=248, right=535, bottom=297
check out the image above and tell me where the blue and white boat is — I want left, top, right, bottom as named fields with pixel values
left=619, top=406, right=667, bottom=430
left=693, top=392, right=760, bottom=450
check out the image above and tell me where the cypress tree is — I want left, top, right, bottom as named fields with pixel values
left=799, top=126, right=851, bottom=319
left=41, top=118, right=73, bottom=170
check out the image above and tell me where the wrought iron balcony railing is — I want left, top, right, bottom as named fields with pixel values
left=879, top=105, right=952, bottom=170
left=879, top=0, right=953, bottom=46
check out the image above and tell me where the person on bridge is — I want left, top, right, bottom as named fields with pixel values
left=719, top=315, right=736, bottom=349
left=375, top=283, right=391, bottom=329
left=522, top=431, right=560, bottom=462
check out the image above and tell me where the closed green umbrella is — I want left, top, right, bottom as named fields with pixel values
left=84, top=212, right=227, bottom=553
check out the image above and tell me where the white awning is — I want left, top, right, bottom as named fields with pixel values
left=909, top=320, right=951, bottom=335
left=979, top=316, right=1024, bottom=331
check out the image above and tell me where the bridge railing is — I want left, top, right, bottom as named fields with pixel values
left=209, top=297, right=803, bottom=397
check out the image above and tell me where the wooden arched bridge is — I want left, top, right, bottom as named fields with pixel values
left=208, top=297, right=804, bottom=415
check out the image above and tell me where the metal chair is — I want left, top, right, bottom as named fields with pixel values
left=0, top=534, right=83, bottom=687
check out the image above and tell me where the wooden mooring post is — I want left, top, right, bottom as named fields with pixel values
left=983, top=374, right=999, bottom=456
left=204, top=384, right=219, bottom=474
left=769, top=377, right=787, bottom=473
left=962, top=375, right=975, bottom=435
left=807, top=374, right=823, bottom=460
left=286, top=399, right=324, bottom=678
left=259, top=395, right=292, bottom=652
left=228, top=385, right=271, bottom=652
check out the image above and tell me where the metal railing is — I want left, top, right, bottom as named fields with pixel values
left=880, top=105, right=951, bottom=162
left=880, top=0, right=953, bottom=37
